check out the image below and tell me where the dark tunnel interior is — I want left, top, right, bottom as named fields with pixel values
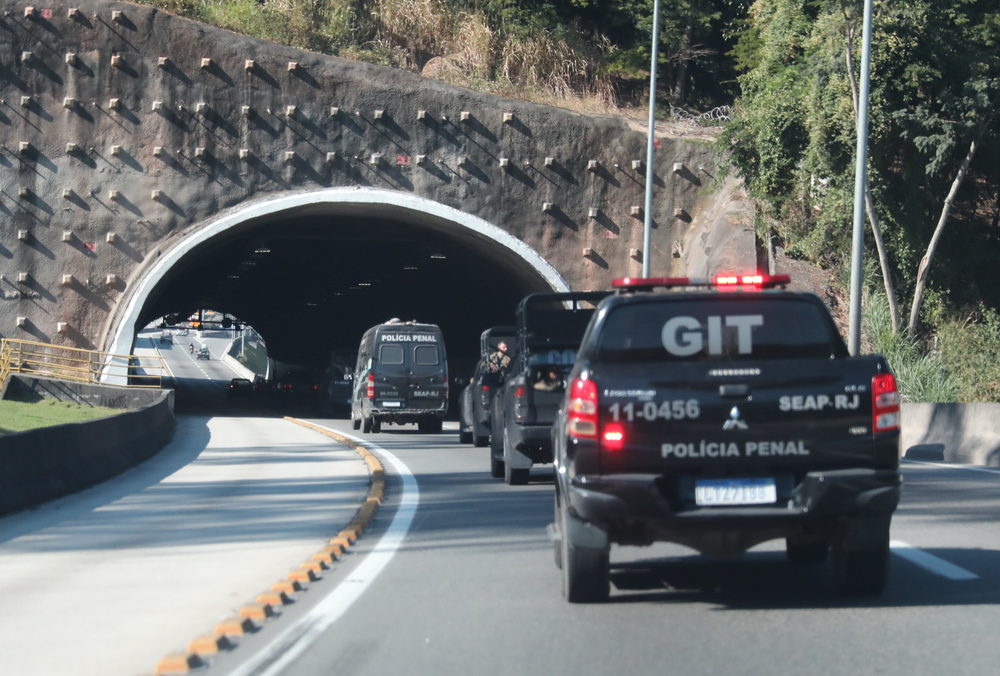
left=139, top=208, right=555, bottom=384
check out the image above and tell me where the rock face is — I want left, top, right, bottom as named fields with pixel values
left=0, top=0, right=755, bottom=354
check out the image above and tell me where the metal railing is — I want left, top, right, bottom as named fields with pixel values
left=0, top=339, right=168, bottom=389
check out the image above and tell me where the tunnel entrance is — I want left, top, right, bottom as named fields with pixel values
left=107, top=189, right=568, bottom=387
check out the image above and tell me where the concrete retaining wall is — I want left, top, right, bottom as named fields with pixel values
left=0, top=376, right=175, bottom=516
left=901, top=402, right=1000, bottom=467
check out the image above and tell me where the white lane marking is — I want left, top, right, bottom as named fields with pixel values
left=890, top=540, right=979, bottom=580
left=903, top=458, right=1000, bottom=476
left=229, top=432, right=417, bottom=676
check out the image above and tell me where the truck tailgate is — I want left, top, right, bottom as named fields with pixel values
left=594, top=357, right=886, bottom=476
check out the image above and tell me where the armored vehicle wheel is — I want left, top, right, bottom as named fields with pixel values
left=560, top=505, right=609, bottom=603
left=786, top=537, right=829, bottom=565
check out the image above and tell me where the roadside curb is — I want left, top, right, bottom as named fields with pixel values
left=152, top=419, right=385, bottom=676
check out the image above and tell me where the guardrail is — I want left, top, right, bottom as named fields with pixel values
left=0, top=339, right=167, bottom=389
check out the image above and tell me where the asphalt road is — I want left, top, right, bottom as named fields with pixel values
left=2, top=329, right=999, bottom=675
left=211, top=421, right=1000, bottom=676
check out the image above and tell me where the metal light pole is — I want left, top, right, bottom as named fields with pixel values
left=848, top=0, right=874, bottom=355
left=642, top=0, right=661, bottom=278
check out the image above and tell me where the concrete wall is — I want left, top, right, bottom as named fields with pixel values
left=0, top=0, right=753, bottom=354
left=901, top=403, right=1000, bottom=467
left=0, top=376, right=175, bottom=516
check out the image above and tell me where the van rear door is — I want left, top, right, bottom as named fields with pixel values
left=408, top=340, right=448, bottom=411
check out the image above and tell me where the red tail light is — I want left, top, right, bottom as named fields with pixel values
left=366, top=374, right=374, bottom=400
left=567, top=377, right=598, bottom=439
left=602, top=422, right=625, bottom=451
left=872, top=373, right=900, bottom=433
left=513, top=385, right=528, bottom=421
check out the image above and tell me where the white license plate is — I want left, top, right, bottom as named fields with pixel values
left=381, top=401, right=402, bottom=408
left=695, top=478, right=777, bottom=506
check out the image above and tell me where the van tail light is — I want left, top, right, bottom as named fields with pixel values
left=513, top=385, right=528, bottom=421
left=444, top=380, right=449, bottom=400
left=367, top=374, right=374, bottom=400
left=567, top=377, right=598, bottom=439
left=872, top=373, right=900, bottom=433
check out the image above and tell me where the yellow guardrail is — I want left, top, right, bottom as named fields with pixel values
left=0, top=339, right=168, bottom=389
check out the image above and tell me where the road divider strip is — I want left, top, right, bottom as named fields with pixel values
left=152, top=417, right=387, bottom=676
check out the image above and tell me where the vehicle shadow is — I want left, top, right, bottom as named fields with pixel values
left=606, top=546, right=1000, bottom=609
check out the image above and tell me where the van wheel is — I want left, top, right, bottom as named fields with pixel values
left=352, top=417, right=361, bottom=431
left=459, top=428, right=473, bottom=444
left=371, top=418, right=382, bottom=433
left=473, top=433, right=488, bottom=447
left=362, top=416, right=372, bottom=434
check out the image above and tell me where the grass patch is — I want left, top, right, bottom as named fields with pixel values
left=0, top=399, right=119, bottom=436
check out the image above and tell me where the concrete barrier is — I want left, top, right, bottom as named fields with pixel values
left=0, top=375, right=175, bottom=516
left=901, top=402, right=1000, bottom=466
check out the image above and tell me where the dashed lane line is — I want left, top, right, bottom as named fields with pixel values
left=890, top=541, right=979, bottom=581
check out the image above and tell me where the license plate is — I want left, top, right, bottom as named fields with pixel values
left=695, top=478, right=776, bottom=506
left=381, top=401, right=402, bottom=408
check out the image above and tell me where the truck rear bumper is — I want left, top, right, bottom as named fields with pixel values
left=567, top=468, right=901, bottom=553
left=508, top=423, right=553, bottom=465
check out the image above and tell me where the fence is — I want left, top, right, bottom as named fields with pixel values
left=0, top=339, right=167, bottom=390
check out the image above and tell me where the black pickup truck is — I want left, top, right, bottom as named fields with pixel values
left=549, top=274, right=902, bottom=602
left=490, top=291, right=611, bottom=485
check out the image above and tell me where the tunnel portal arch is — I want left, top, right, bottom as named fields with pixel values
left=105, top=188, right=570, bottom=381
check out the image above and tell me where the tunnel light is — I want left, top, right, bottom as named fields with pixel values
left=430, top=253, right=447, bottom=260
left=403, top=265, right=419, bottom=271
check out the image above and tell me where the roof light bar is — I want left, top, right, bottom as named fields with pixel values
left=613, top=274, right=791, bottom=291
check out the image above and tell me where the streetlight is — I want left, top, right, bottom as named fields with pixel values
left=848, top=0, right=874, bottom=355
left=642, top=0, right=661, bottom=278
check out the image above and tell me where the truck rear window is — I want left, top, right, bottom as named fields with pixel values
left=595, top=299, right=843, bottom=362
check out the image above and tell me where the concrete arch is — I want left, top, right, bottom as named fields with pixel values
left=104, top=187, right=569, bottom=381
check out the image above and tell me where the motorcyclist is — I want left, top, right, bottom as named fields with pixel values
left=189, top=342, right=194, bottom=354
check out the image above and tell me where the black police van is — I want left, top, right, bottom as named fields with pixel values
left=351, top=319, right=449, bottom=434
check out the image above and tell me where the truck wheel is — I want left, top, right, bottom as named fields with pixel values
left=832, top=536, right=890, bottom=596
left=362, top=416, right=372, bottom=433
left=490, top=453, right=504, bottom=478
left=553, top=492, right=563, bottom=570
left=786, top=537, right=829, bottom=565
left=503, top=427, right=529, bottom=485
left=489, top=416, right=505, bottom=478
left=560, top=505, right=609, bottom=603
